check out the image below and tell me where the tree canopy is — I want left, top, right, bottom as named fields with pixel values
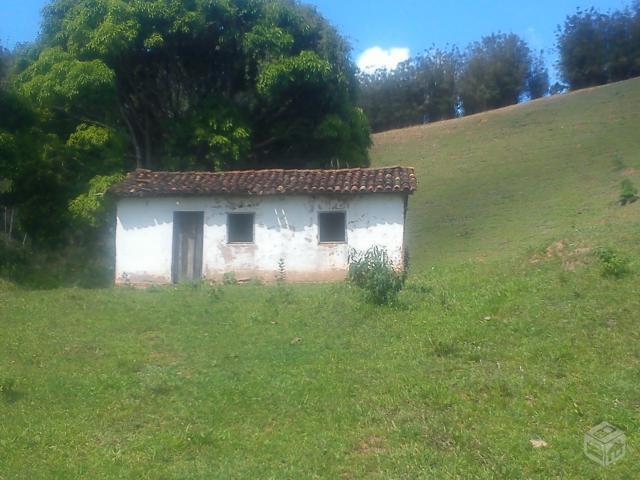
left=458, top=34, right=538, bottom=115
left=557, top=4, right=640, bottom=89
left=2, top=0, right=370, bottom=244
left=19, top=0, right=369, bottom=171
left=358, top=47, right=461, bottom=132
left=358, top=34, right=549, bottom=132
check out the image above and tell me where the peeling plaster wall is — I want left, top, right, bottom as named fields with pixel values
left=115, top=194, right=406, bottom=285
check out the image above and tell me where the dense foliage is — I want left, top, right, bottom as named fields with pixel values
left=0, top=0, right=370, bottom=247
left=359, top=34, right=549, bottom=132
left=594, top=246, right=631, bottom=278
left=358, top=47, right=461, bottom=131
left=25, top=0, right=369, bottom=171
left=459, top=34, right=546, bottom=115
left=619, top=178, right=639, bottom=205
left=348, top=246, right=406, bottom=304
left=557, top=4, right=640, bottom=89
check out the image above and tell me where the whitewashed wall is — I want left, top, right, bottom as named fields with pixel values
left=115, top=193, right=407, bottom=284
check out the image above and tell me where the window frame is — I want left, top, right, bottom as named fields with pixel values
left=226, top=212, right=256, bottom=244
left=317, top=210, right=347, bottom=244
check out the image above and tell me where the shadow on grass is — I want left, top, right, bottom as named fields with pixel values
left=1, top=236, right=114, bottom=291
left=1, top=378, right=24, bottom=404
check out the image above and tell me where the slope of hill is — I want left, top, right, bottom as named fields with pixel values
left=371, top=78, right=640, bottom=269
left=1, top=80, right=640, bottom=479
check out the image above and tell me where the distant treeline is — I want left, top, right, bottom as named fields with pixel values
left=358, top=34, right=549, bottom=132
left=557, top=5, right=640, bottom=89
left=359, top=2, right=640, bottom=133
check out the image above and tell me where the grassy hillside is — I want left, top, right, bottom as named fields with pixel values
left=371, top=78, right=640, bottom=268
left=1, top=80, right=640, bottom=479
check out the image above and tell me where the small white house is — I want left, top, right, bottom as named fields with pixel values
left=109, top=166, right=417, bottom=285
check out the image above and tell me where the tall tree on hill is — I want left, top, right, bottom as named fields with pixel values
left=557, top=5, right=640, bottom=89
left=556, top=9, right=609, bottom=89
left=413, top=47, right=462, bottom=122
left=458, top=33, right=533, bottom=115
left=527, top=51, right=550, bottom=99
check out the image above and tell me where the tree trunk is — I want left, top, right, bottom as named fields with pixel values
left=144, top=112, right=152, bottom=169
left=8, top=207, right=14, bottom=238
left=119, top=103, right=143, bottom=169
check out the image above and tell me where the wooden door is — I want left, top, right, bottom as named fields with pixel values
left=172, top=212, right=204, bottom=283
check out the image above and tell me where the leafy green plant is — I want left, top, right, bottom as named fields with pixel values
left=275, top=257, right=286, bottom=283
left=348, top=246, right=406, bottom=305
left=618, top=179, right=638, bottom=206
left=68, top=172, right=125, bottom=227
left=222, top=271, right=237, bottom=285
left=594, top=247, right=630, bottom=278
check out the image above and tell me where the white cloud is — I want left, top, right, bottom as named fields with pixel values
left=356, top=46, right=410, bottom=73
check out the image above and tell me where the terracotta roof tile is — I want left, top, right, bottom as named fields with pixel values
left=109, top=167, right=417, bottom=197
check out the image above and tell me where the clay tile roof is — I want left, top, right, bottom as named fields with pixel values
left=108, top=167, right=417, bottom=198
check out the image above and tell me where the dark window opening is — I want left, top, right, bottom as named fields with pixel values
left=318, top=211, right=346, bottom=243
left=227, top=213, right=254, bottom=243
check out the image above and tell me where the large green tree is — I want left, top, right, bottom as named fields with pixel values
left=18, top=0, right=369, bottom=171
left=557, top=6, right=640, bottom=89
left=556, top=9, right=610, bottom=89
left=7, top=0, right=370, bottom=244
left=458, top=33, right=534, bottom=115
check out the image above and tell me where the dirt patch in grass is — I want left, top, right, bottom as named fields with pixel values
left=147, top=350, right=181, bottom=364
left=423, top=426, right=456, bottom=452
left=353, top=435, right=387, bottom=456
left=530, top=239, right=592, bottom=271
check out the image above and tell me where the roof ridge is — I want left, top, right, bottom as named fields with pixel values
left=132, top=166, right=413, bottom=175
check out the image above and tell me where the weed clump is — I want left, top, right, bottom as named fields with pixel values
left=348, top=246, right=406, bottom=305
left=594, top=247, right=630, bottom=278
left=222, top=272, right=237, bottom=285
left=275, top=257, right=286, bottom=283
left=619, top=179, right=638, bottom=206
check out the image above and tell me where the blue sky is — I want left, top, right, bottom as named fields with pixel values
left=0, top=0, right=632, bottom=78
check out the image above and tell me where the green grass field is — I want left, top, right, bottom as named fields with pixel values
left=2, top=79, right=640, bottom=478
